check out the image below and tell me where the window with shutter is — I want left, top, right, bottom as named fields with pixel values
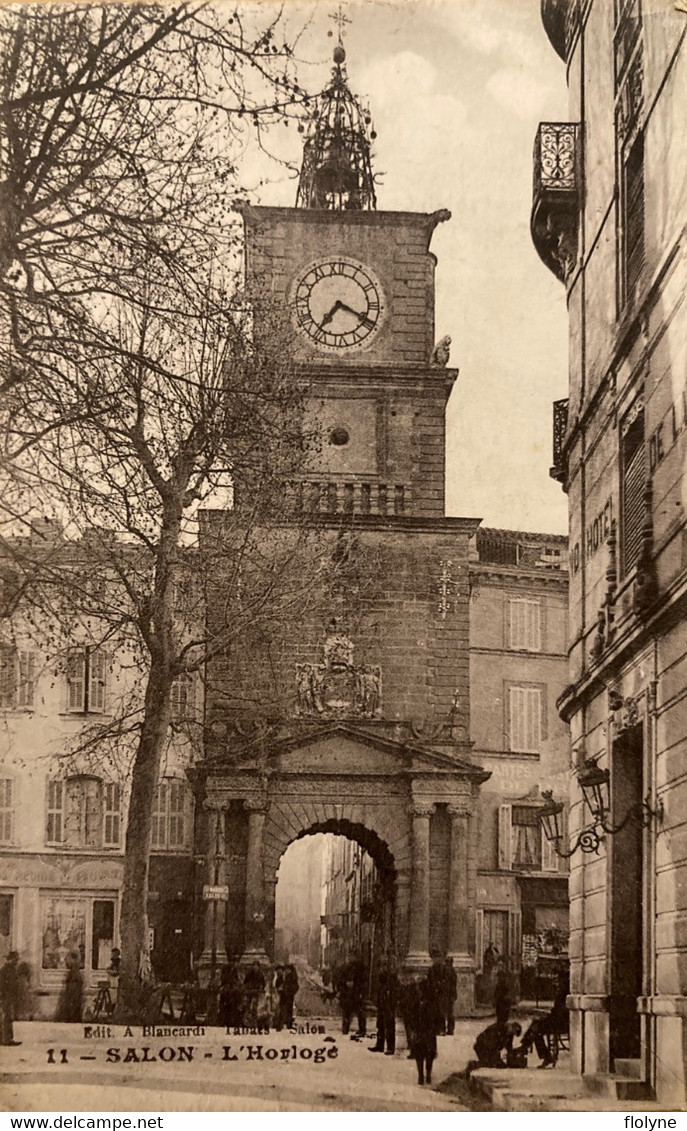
left=151, top=780, right=191, bottom=850
left=508, top=686, right=543, bottom=753
left=508, top=599, right=542, bottom=651
left=46, top=779, right=65, bottom=844
left=0, top=779, right=13, bottom=844
left=621, top=406, right=646, bottom=575
left=67, top=648, right=107, bottom=713
left=512, top=804, right=542, bottom=870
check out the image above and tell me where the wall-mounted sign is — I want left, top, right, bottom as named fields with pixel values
left=203, top=885, right=229, bottom=901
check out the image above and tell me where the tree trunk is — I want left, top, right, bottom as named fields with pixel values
left=115, top=660, right=173, bottom=1020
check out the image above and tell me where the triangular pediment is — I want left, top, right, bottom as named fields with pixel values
left=220, top=723, right=486, bottom=780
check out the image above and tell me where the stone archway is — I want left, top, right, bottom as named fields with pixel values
left=273, top=820, right=397, bottom=975
left=194, top=722, right=488, bottom=1013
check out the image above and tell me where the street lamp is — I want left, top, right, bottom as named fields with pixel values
left=539, top=757, right=664, bottom=859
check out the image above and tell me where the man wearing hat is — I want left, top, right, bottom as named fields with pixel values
left=0, top=951, right=21, bottom=1045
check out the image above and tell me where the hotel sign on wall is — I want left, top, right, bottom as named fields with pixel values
left=569, top=496, right=614, bottom=577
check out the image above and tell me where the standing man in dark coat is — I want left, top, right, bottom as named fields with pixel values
left=443, top=957, right=457, bottom=1035
left=0, top=951, right=21, bottom=1046
left=335, top=954, right=367, bottom=1037
left=282, top=963, right=299, bottom=1029
left=408, top=975, right=443, bottom=1086
left=426, top=956, right=448, bottom=1034
left=369, top=954, right=398, bottom=1055
left=493, top=960, right=512, bottom=1025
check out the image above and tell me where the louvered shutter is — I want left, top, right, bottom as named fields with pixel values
left=17, top=652, right=35, bottom=708
left=67, top=651, right=85, bottom=711
left=622, top=408, right=645, bottom=574
left=498, top=804, right=512, bottom=870
left=89, top=651, right=107, bottom=712
left=624, top=133, right=645, bottom=299
left=0, top=647, right=16, bottom=708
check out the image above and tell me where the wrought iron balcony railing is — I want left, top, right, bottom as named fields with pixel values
left=531, top=122, right=581, bottom=284
left=550, top=398, right=569, bottom=484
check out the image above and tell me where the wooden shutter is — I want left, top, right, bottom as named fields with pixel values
left=66, top=651, right=85, bottom=711
left=88, top=651, right=107, bottom=712
left=624, top=132, right=645, bottom=299
left=498, top=804, right=512, bottom=870
left=508, top=687, right=542, bottom=753
left=509, top=599, right=542, bottom=651
left=475, top=909, right=484, bottom=974
left=621, top=407, right=646, bottom=575
left=104, top=783, right=121, bottom=848
left=0, top=779, right=13, bottom=844
left=17, top=652, right=35, bottom=708
left=151, top=784, right=166, bottom=849
left=46, top=778, right=65, bottom=843
left=0, top=647, right=16, bottom=709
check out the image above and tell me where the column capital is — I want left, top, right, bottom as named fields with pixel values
left=203, top=798, right=226, bottom=814
left=244, top=797, right=268, bottom=814
left=408, top=801, right=435, bottom=818
left=446, top=802, right=471, bottom=818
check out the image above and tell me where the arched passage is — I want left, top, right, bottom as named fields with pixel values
left=273, top=823, right=397, bottom=988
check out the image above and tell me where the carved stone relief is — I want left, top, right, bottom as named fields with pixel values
left=295, top=621, right=381, bottom=718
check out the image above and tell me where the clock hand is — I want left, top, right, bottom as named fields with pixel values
left=337, top=302, right=375, bottom=328
left=320, top=300, right=344, bottom=328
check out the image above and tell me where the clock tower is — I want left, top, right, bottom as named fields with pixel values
left=240, top=41, right=455, bottom=519
left=200, top=35, right=488, bottom=1004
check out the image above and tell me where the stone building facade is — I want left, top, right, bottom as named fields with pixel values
left=0, top=531, right=200, bottom=1017
left=536, top=0, right=687, bottom=1104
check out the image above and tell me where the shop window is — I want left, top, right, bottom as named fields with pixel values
left=507, top=686, right=544, bottom=754
left=151, top=780, right=192, bottom=850
left=41, top=894, right=115, bottom=971
left=498, top=803, right=559, bottom=872
left=0, top=647, right=36, bottom=709
left=508, top=599, right=542, bottom=652
left=66, top=647, right=107, bottom=713
left=45, top=775, right=122, bottom=848
left=0, top=778, right=13, bottom=844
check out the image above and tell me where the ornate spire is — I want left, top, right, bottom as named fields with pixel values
left=296, top=8, right=377, bottom=211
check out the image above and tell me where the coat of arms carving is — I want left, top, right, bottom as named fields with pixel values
left=296, top=622, right=381, bottom=719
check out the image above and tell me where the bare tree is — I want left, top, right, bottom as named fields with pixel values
left=0, top=3, right=331, bottom=1015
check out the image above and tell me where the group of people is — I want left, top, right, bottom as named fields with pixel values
left=328, top=953, right=457, bottom=1086
left=216, top=960, right=299, bottom=1030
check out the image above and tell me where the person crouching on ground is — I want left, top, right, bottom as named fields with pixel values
left=470, top=1020, right=522, bottom=1071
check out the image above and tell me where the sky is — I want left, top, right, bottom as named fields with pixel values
left=240, top=0, right=571, bottom=534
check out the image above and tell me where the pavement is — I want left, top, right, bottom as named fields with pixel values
left=2, top=1010, right=683, bottom=1112
left=0, top=1016, right=478, bottom=1112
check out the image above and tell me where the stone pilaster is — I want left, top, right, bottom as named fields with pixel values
left=197, top=800, right=228, bottom=985
left=405, top=802, right=434, bottom=970
left=240, top=799, right=269, bottom=965
left=447, top=803, right=475, bottom=1013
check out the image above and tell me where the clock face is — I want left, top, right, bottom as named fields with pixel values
left=291, top=257, right=385, bottom=352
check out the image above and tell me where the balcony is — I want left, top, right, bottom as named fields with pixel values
left=531, top=122, right=580, bottom=284
left=550, top=398, right=569, bottom=484
left=287, top=479, right=408, bottom=517
left=541, top=0, right=580, bottom=62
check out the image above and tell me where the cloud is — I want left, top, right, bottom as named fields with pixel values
left=486, top=67, right=553, bottom=119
